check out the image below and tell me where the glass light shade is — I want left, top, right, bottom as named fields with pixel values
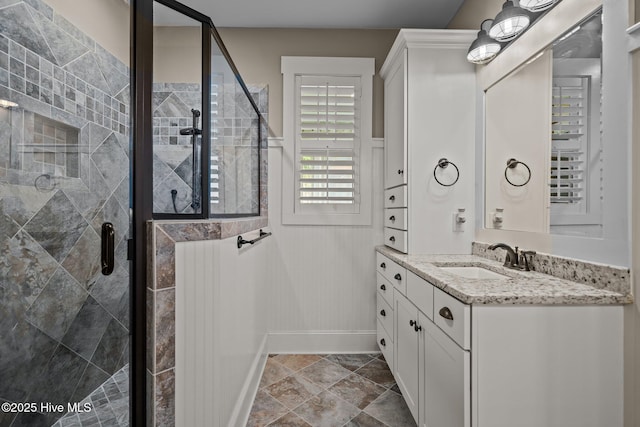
left=467, top=31, right=501, bottom=64
left=518, top=0, right=559, bottom=12
left=0, top=99, right=18, bottom=109
left=489, top=1, right=531, bottom=42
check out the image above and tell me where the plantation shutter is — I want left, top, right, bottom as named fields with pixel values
left=210, top=73, right=223, bottom=204
left=551, top=77, right=588, bottom=205
left=296, top=75, right=360, bottom=206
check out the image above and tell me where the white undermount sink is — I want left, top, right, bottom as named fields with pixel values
left=439, top=266, right=509, bottom=280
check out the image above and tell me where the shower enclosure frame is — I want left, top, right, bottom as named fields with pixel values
left=131, top=0, right=264, bottom=424
left=148, top=0, right=264, bottom=221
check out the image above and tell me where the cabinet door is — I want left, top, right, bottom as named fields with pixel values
left=394, top=292, right=420, bottom=423
left=384, top=51, right=407, bottom=189
left=422, top=315, right=470, bottom=427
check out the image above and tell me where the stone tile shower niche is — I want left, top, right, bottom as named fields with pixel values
left=0, top=0, right=131, bottom=426
left=4, top=111, right=81, bottom=179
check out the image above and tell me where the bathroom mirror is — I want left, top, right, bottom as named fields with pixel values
left=484, top=9, right=603, bottom=237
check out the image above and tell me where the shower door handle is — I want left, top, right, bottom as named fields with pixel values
left=101, top=222, right=115, bottom=276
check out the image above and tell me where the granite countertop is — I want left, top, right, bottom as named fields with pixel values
left=376, top=246, right=633, bottom=305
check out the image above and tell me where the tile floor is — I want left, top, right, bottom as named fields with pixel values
left=246, top=354, right=416, bottom=427
left=51, top=365, right=129, bottom=427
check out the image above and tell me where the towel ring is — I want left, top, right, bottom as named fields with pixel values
left=433, top=158, right=460, bottom=187
left=504, top=158, right=531, bottom=187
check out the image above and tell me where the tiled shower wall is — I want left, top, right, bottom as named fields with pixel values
left=152, top=82, right=201, bottom=214
left=152, top=79, right=267, bottom=216
left=0, top=1, right=130, bottom=425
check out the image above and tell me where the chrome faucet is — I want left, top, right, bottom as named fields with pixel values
left=488, top=243, right=536, bottom=271
left=488, top=243, right=518, bottom=268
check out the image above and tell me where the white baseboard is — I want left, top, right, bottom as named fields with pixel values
left=230, top=334, right=269, bottom=427
left=267, top=331, right=378, bottom=354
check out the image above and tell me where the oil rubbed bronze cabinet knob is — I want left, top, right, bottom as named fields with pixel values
left=394, top=273, right=402, bottom=280
left=380, top=338, right=386, bottom=347
left=380, top=309, right=386, bottom=317
left=380, top=262, right=386, bottom=269
left=380, top=284, right=386, bottom=291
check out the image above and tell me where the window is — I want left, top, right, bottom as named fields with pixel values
left=281, top=57, right=374, bottom=225
left=550, top=67, right=602, bottom=228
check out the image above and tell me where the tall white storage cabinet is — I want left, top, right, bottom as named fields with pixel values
left=380, top=30, right=477, bottom=254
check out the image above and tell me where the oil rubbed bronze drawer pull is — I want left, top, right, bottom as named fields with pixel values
left=439, top=306, right=454, bottom=321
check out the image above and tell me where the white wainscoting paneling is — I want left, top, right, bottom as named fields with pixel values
left=266, top=139, right=384, bottom=353
left=175, top=233, right=269, bottom=427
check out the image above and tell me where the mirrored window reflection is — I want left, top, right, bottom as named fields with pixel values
left=551, top=11, right=603, bottom=237
left=152, top=1, right=203, bottom=215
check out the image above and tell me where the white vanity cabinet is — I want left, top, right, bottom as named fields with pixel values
left=422, top=316, right=470, bottom=427
left=380, top=29, right=476, bottom=254
left=471, top=305, right=623, bottom=427
left=394, top=291, right=421, bottom=421
left=376, top=250, right=624, bottom=427
left=381, top=260, right=471, bottom=426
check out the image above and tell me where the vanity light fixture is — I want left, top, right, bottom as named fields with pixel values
left=0, top=99, right=18, bottom=109
left=466, top=0, right=561, bottom=65
left=518, top=0, right=560, bottom=13
left=489, top=0, right=531, bottom=42
left=467, top=19, right=502, bottom=64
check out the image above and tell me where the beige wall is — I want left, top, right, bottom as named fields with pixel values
left=153, top=26, right=202, bottom=83
left=216, top=28, right=398, bottom=138
left=45, top=0, right=129, bottom=64
left=447, top=0, right=504, bottom=29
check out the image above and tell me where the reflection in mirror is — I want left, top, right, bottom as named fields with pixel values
left=484, top=49, right=552, bottom=233
left=550, top=10, right=602, bottom=237
left=484, top=9, right=603, bottom=237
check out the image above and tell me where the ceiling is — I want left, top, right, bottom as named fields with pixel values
left=153, top=0, right=465, bottom=29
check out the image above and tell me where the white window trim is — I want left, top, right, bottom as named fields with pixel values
left=281, top=56, right=374, bottom=225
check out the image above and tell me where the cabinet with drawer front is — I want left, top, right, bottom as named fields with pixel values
left=380, top=29, right=476, bottom=254
left=376, top=248, right=624, bottom=427
left=376, top=254, right=470, bottom=427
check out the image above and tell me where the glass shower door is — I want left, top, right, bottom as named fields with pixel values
left=152, top=1, right=204, bottom=216
left=0, top=0, right=131, bottom=426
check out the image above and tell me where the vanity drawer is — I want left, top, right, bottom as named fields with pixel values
left=384, top=185, right=407, bottom=208
left=384, top=208, right=407, bottom=230
left=384, top=227, right=408, bottom=254
left=377, top=273, right=393, bottom=306
left=433, top=287, right=470, bottom=350
left=376, top=252, right=407, bottom=294
left=377, top=319, right=394, bottom=370
left=377, top=292, right=393, bottom=339
left=406, top=271, right=434, bottom=321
